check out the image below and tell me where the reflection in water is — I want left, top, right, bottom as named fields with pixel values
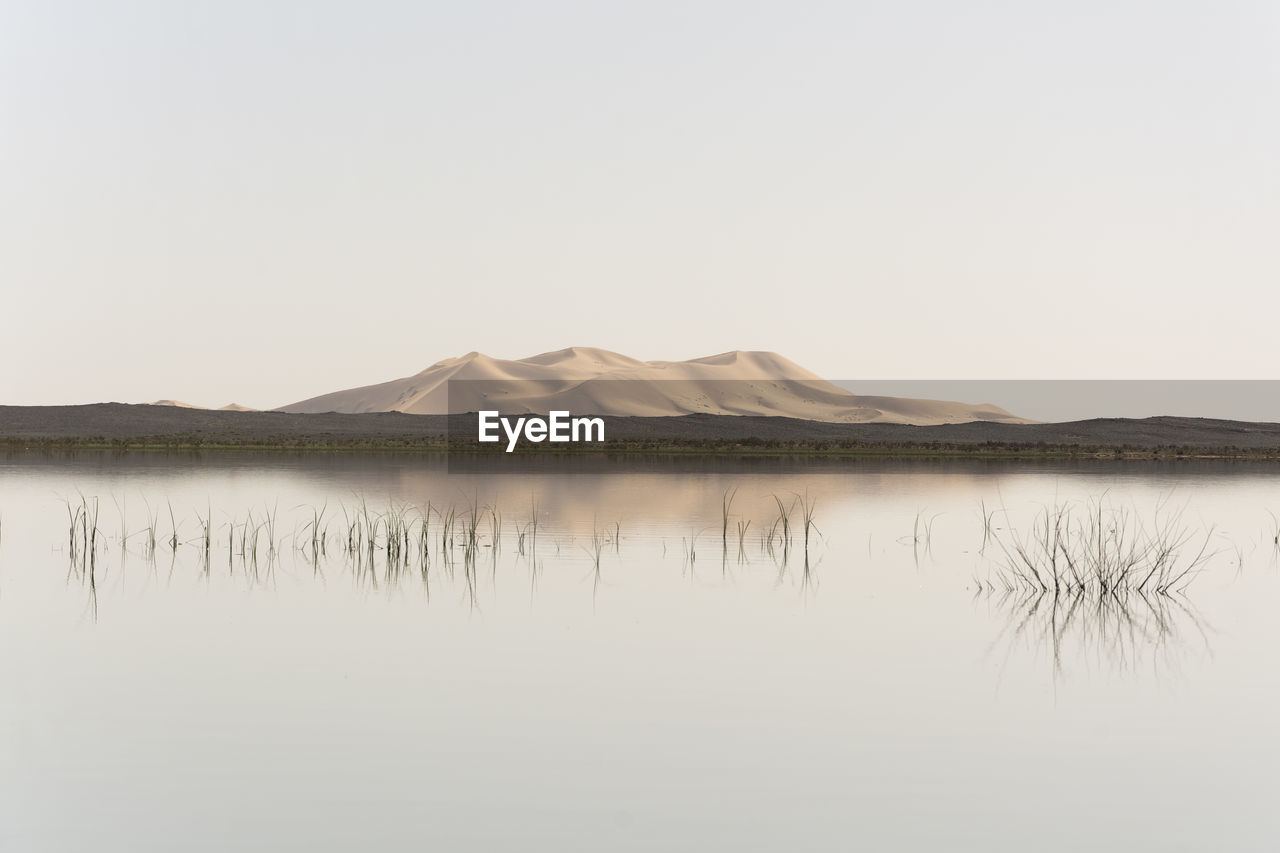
left=980, top=587, right=1213, bottom=680
left=10, top=453, right=1280, bottom=852
left=51, top=490, right=1243, bottom=680
left=63, top=495, right=100, bottom=621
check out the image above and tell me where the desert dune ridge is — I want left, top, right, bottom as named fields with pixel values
left=277, top=348, right=1029, bottom=426
left=150, top=400, right=258, bottom=412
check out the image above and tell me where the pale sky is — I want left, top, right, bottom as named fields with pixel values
left=3, top=1, right=1278, bottom=410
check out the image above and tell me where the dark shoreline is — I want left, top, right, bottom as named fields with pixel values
left=4, top=403, right=1280, bottom=459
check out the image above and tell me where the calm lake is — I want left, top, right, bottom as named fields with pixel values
left=2, top=451, right=1278, bottom=851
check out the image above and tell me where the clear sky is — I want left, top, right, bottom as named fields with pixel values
left=3, top=1, right=1277, bottom=409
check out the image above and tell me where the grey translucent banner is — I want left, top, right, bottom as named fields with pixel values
left=442, top=378, right=1280, bottom=458
left=832, top=380, right=1280, bottom=424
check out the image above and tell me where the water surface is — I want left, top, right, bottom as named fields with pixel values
left=1, top=452, right=1277, bottom=851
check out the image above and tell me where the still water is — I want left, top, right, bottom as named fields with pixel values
left=1, top=451, right=1278, bottom=851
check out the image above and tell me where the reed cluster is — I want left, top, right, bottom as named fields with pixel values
left=982, top=500, right=1212, bottom=596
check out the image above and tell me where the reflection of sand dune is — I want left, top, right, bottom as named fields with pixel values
left=277, top=456, right=1047, bottom=537
left=279, top=347, right=1028, bottom=425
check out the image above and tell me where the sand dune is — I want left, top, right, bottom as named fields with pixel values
left=278, top=348, right=1028, bottom=425
left=150, top=400, right=257, bottom=412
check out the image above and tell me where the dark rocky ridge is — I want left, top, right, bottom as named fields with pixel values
left=3, top=404, right=1280, bottom=453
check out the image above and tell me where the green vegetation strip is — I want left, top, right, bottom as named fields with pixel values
left=5, top=434, right=1280, bottom=459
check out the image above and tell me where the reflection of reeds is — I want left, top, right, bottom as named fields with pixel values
left=439, top=504, right=457, bottom=554
left=529, top=498, right=539, bottom=558
left=301, top=502, right=328, bottom=565
left=682, top=529, right=701, bottom=568
left=980, top=585, right=1212, bottom=679
left=977, top=498, right=997, bottom=555
left=721, top=488, right=737, bottom=552
left=899, top=509, right=938, bottom=565
left=419, top=501, right=433, bottom=560
left=769, top=494, right=792, bottom=552
left=463, top=500, right=480, bottom=554
left=755, top=493, right=820, bottom=577
left=587, top=520, right=606, bottom=572
left=61, top=494, right=100, bottom=621
left=63, top=494, right=100, bottom=565
left=795, top=491, right=819, bottom=553
left=140, top=497, right=158, bottom=559
left=166, top=501, right=179, bottom=552
left=196, top=504, right=211, bottom=573
left=112, top=496, right=128, bottom=549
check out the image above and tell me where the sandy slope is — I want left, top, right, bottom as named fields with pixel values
left=277, top=348, right=1028, bottom=425
left=151, top=400, right=257, bottom=412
